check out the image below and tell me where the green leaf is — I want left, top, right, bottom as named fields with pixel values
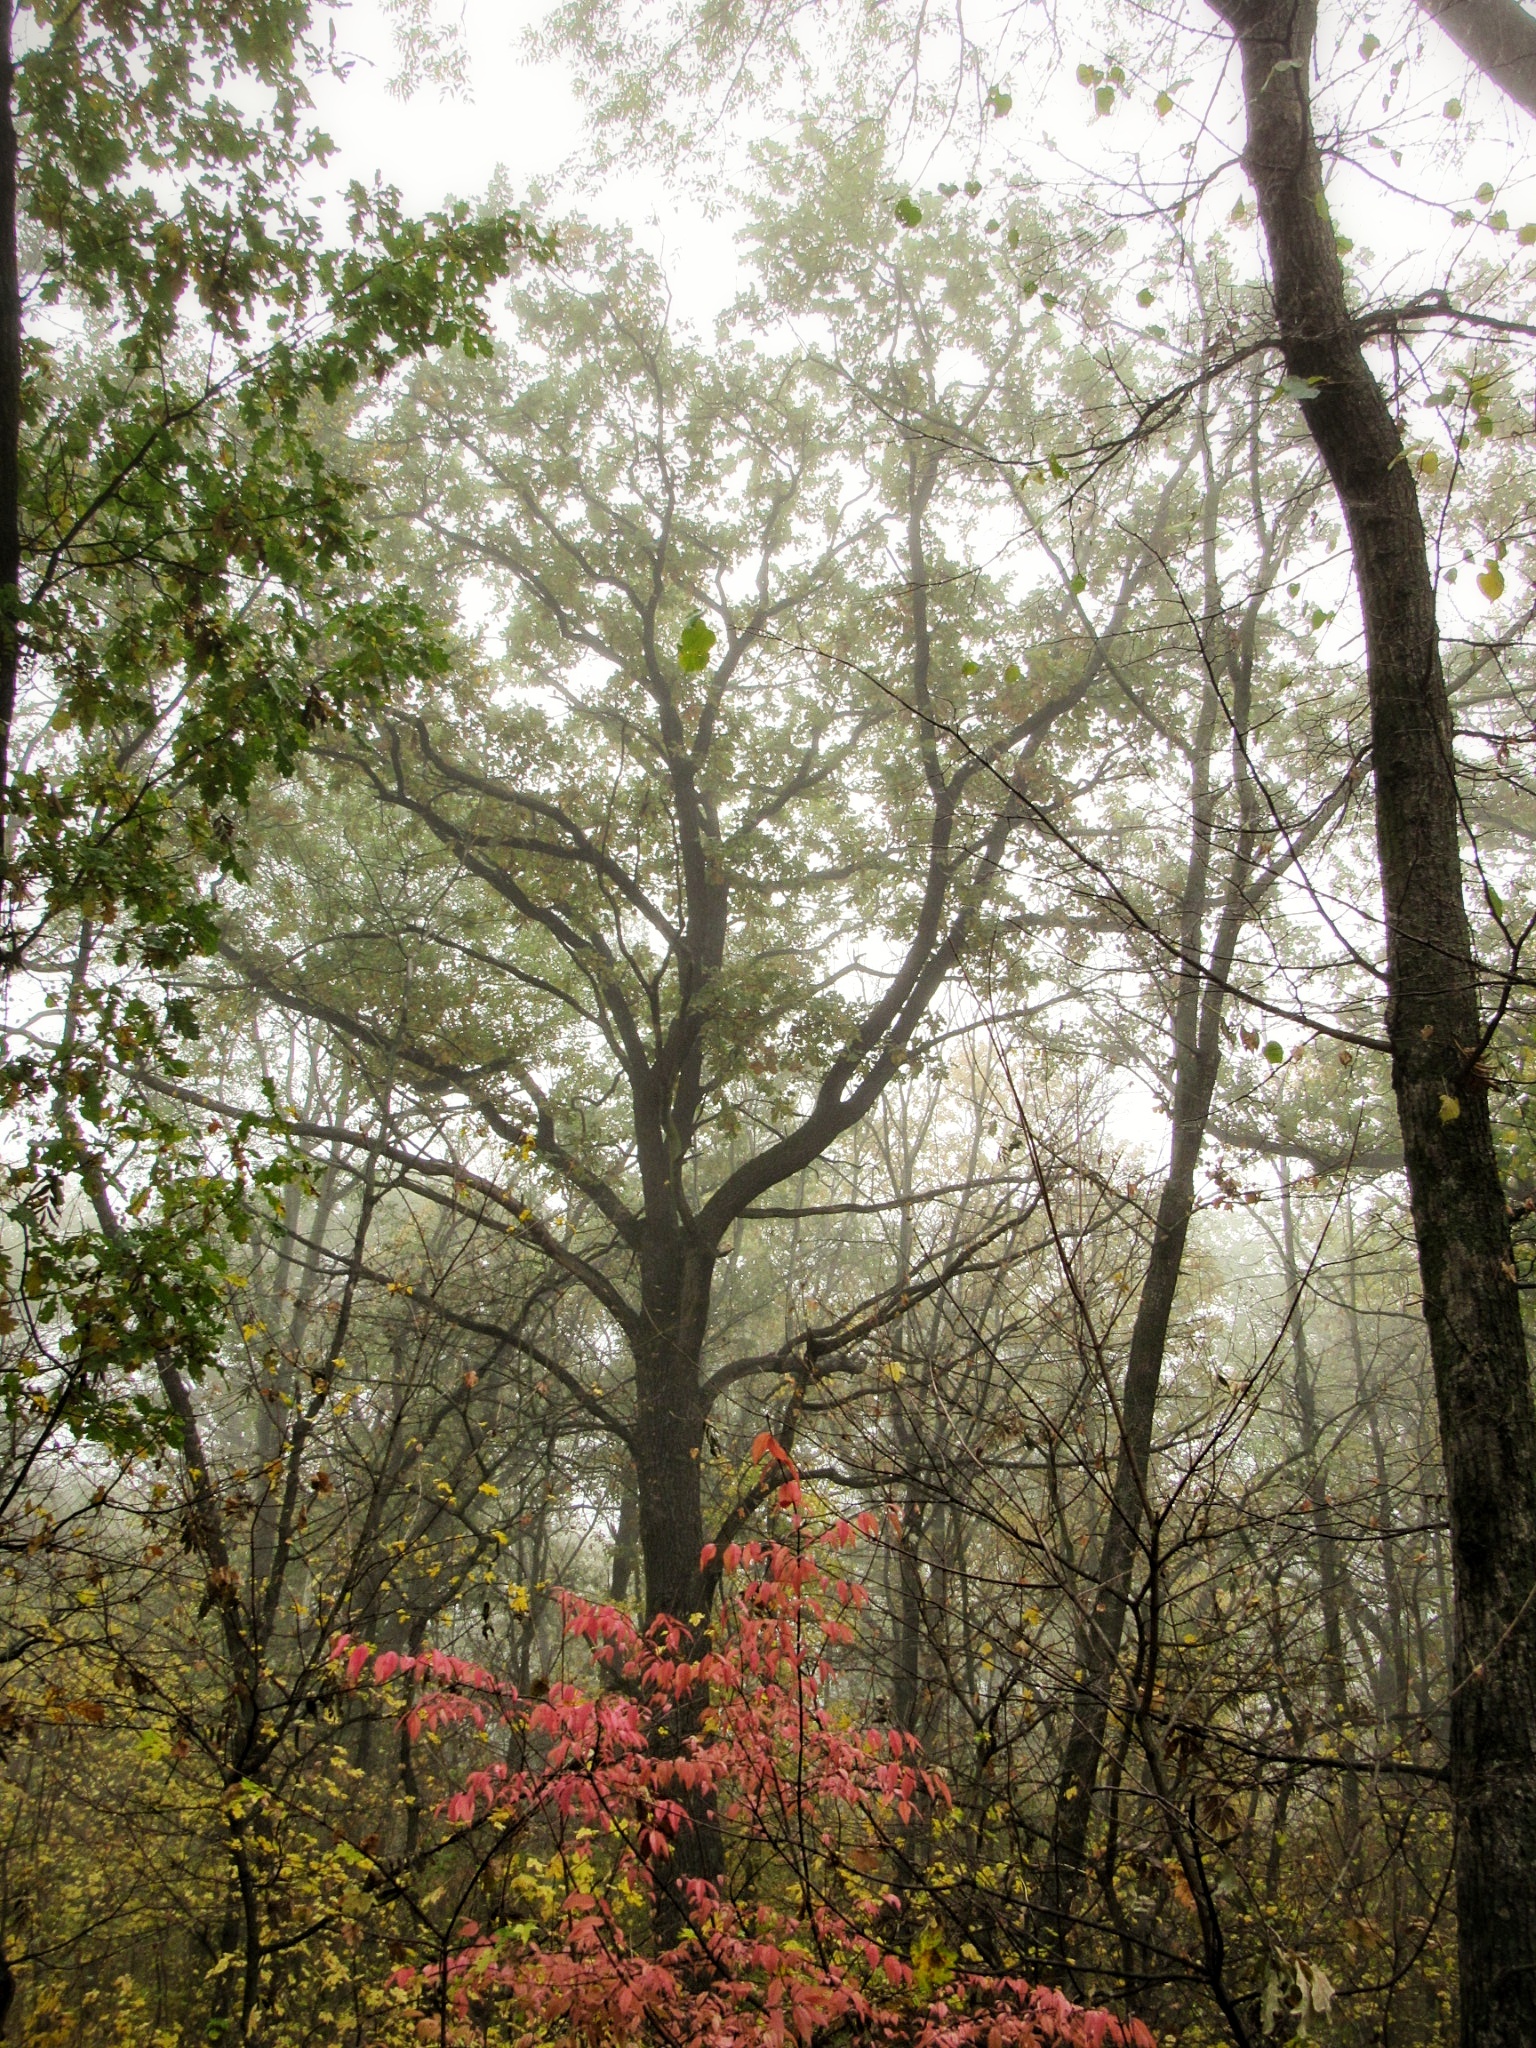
left=1068, top=571, right=1087, bottom=595
left=987, top=87, right=1013, bottom=117
left=1076, top=63, right=1100, bottom=87
left=1477, top=181, right=1497, bottom=203
left=1136, top=287, right=1155, bottom=307
left=1264, top=1041, right=1285, bottom=1064
left=677, top=614, right=718, bottom=672
left=1418, top=449, right=1440, bottom=477
left=1520, top=223, right=1536, bottom=245
left=893, top=195, right=923, bottom=228
left=1278, top=373, right=1323, bottom=404
left=1155, top=90, right=1174, bottom=117
left=1095, top=84, right=1116, bottom=115
left=1359, top=32, right=1380, bottom=57
left=1444, top=97, right=1463, bottom=119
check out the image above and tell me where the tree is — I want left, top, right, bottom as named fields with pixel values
left=224, top=213, right=1123, bottom=1644
left=1202, top=5, right=1536, bottom=2041
left=0, top=0, right=540, bottom=1513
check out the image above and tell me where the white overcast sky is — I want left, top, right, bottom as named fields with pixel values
left=308, top=0, right=748, bottom=321
left=306, top=0, right=1536, bottom=328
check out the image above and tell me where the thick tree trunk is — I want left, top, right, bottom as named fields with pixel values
left=631, top=1236, right=724, bottom=1920
left=1208, top=5, right=1536, bottom=2039
left=632, top=1239, right=715, bottom=1628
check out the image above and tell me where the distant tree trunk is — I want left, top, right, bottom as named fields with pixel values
left=1345, top=1204, right=1413, bottom=1726
left=1208, top=4, right=1536, bottom=2039
left=892, top=1486, right=926, bottom=1738
left=1043, top=588, right=1264, bottom=1941
left=610, top=1474, right=640, bottom=1604
left=1279, top=1164, right=1359, bottom=1843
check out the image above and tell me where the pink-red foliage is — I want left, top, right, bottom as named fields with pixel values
left=335, top=1482, right=1153, bottom=2048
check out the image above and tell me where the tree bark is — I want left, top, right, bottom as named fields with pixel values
left=0, top=7, right=22, bottom=875
left=1415, top=0, right=1536, bottom=119
left=1207, top=5, right=1536, bottom=2039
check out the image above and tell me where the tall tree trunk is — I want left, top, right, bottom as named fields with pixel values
left=1207, top=5, right=1536, bottom=2039
left=0, top=7, right=21, bottom=881
left=1042, top=621, right=1256, bottom=1942
left=1041, top=1108, right=1214, bottom=1952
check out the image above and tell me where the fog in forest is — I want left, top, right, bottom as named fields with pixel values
left=6, top=2, right=1536, bottom=2043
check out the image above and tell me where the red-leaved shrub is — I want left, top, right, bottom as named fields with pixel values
left=336, top=1455, right=1153, bottom=2048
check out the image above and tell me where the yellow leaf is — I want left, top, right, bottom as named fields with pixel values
left=1440, top=1093, right=1461, bottom=1122
left=1478, top=563, right=1506, bottom=601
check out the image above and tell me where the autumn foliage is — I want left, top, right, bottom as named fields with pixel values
left=335, top=1454, right=1154, bottom=2048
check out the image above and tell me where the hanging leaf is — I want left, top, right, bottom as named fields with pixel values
left=1478, top=563, right=1506, bottom=602
left=893, top=195, right=923, bottom=228
left=677, top=614, right=717, bottom=672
